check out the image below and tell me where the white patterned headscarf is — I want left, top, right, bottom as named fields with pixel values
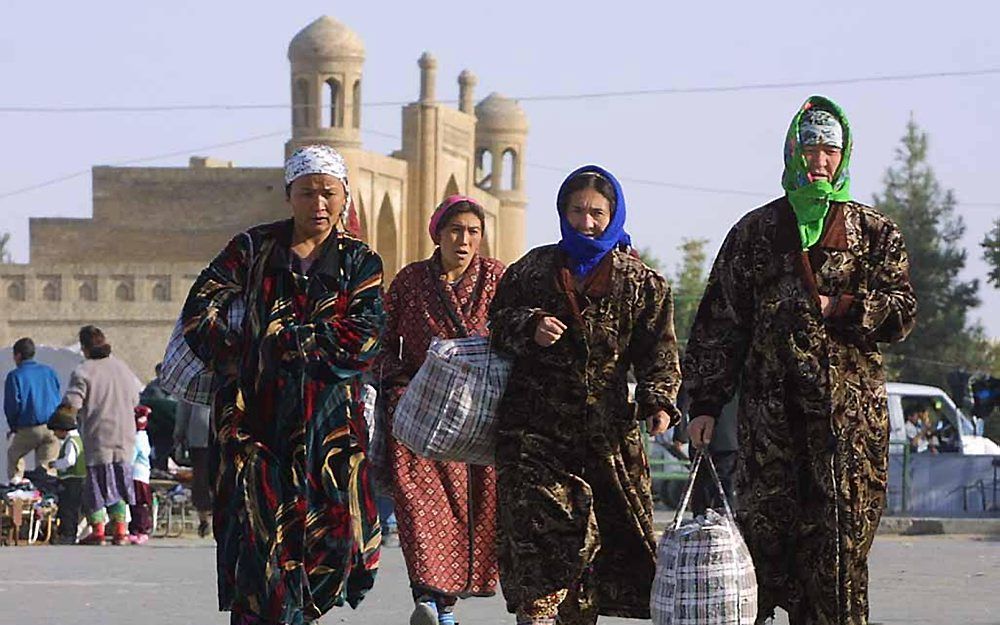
left=284, top=144, right=351, bottom=215
left=798, top=109, right=844, bottom=149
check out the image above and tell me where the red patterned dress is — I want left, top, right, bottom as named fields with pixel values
left=377, top=251, right=505, bottom=599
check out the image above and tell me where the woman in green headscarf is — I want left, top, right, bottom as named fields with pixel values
left=683, top=95, right=917, bottom=625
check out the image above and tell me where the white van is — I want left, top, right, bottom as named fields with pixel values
left=886, top=382, right=1000, bottom=456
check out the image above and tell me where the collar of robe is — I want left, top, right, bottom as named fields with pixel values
left=772, top=198, right=849, bottom=254
left=265, top=218, right=341, bottom=278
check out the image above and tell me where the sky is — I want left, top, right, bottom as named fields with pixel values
left=0, top=1, right=997, bottom=338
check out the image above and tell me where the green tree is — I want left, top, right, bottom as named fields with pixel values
left=0, top=232, right=10, bottom=263
left=983, top=218, right=1000, bottom=288
left=672, top=238, right=709, bottom=347
left=873, top=118, right=982, bottom=385
left=638, top=246, right=664, bottom=273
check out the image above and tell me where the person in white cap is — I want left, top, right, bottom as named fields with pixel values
left=177, top=145, right=386, bottom=625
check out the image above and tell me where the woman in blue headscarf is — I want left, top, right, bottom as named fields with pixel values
left=489, top=166, right=681, bottom=625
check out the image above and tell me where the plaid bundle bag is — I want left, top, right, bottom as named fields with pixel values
left=651, top=452, right=757, bottom=625
left=391, top=336, right=511, bottom=465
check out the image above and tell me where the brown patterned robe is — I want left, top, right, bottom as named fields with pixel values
left=489, top=245, right=681, bottom=623
left=683, top=199, right=917, bottom=625
left=377, top=252, right=505, bottom=599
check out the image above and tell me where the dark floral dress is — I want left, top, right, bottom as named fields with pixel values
left=683, top=199, right=917, bottom=625
left=489, top=245, right=681, bottom=624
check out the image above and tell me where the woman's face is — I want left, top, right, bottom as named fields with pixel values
left=287, top=174, right=347, bottom=239
left=438, top=211, right=483, bottom=271
left=564, top=187, right=612, bottom=238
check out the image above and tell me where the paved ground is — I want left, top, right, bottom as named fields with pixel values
left=0, top=534, right=998, bottom=625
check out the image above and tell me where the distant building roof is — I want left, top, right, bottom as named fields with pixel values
left=288, top=15, right=365, bottom=62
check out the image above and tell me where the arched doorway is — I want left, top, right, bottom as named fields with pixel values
left=443, top=174, right=460, bottom=200
left=356, top=194, right=369, bottom=243
left=377, top=194, right=398, bottom=276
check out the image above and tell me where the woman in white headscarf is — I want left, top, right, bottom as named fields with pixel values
left=178, top=145, right=386, bottom=625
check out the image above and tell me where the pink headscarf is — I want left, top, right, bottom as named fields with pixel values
left=429, top=195, right=481, bottom=245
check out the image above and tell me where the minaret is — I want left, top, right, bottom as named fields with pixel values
left=475, top=93, right=528, bottom=262
left=285, top=16, right=365, bottom=157
left=458, top=69, right=477, bottom=114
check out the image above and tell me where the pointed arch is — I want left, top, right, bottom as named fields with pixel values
left=79, top=281, right=96, bottom=302
left=356, top=194, right=369, bottom=243
left=6, top=280, right=25, bottom=301
left=152, top=281, right=171, bottom=302
left=443, top=174, right=460, bottom=201
left=502, top=148, right=516, bottom=190
left=377, top=194, right=398, bottom=277
left=115, top=281, right=134, bottom=302
left=475, top=149, right=493, bottom=188
left=324, top=78, right=341, bottom=127
left=42, top=280, right=60, bottom=302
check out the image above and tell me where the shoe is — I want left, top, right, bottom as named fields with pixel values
left=128, top=533, right=149, bottom=545
left=79, top=531, right=105, bottom=546
left=110, top=521, right=129, bottom=546
left=198, top=520, right=210, bottom=538
left=409, top=601, right=437, bottom=625
left=53, top=535, right=77, bottom=545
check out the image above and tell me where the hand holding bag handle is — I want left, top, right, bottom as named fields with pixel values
left=670, top=449, right=735, bottom=532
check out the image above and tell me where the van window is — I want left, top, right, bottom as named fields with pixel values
left=899, top=395, right=962, bottom=453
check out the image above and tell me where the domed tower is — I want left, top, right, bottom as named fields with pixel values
left=475, top=93, right=528, bottom=260
left=285, top=16, right=365, bottom=156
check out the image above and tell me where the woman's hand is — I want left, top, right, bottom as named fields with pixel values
left=688, top=415, right=716, bottom=449
left=819, top=294, right=836, bottom=317
left=534, top=316, right=567, bottom=347
left=646, top=410, right=670, bottom=436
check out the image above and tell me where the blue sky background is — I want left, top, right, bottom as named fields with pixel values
left=1, top=1, right=997, bottom=338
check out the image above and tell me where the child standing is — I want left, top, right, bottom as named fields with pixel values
left=47, top=411, right=86, bottom=545
left=129, top=406, right=153, bottom=544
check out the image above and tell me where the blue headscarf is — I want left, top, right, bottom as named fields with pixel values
left=557, top=164, right=631, bottom=277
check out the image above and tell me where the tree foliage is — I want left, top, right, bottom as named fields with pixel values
left=873, top=118, right=983, bottom=385
left=983, top=218, right=1000, bottom=289
left=671, top=238, right=709, bottom=347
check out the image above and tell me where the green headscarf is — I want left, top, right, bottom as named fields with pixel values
left=781, top=95, right=853, bottom=249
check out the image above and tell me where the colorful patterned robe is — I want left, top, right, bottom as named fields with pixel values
left=376, top=252, right=504, bottom=598
left=488, top=245, right=681, bottom=623
left=683, top=199, right=916, bottom=625
left=180, top=219, right=385, bottom=624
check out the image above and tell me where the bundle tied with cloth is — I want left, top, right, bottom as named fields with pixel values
left=651, top=451, right=757, bottom=625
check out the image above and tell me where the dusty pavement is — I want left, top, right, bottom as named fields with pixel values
left=0, top=534, right=997, bottom=625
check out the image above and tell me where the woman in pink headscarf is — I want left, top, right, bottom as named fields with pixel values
left=376, top=196, right=505, bottom=625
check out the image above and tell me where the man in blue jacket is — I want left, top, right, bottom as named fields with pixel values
left=4, top=337, right=61, bottom=482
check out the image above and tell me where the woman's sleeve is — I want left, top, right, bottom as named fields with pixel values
left=628, top=269, right=682, bottom=424
left=682, top=226, right=754, bottom=419
left=277, top=244, right=386, bottom=379
left=181, top=233, right=250, bottom=374
left=827, top=218, right=917, bottom=343
left=374, top=271, right=406, bottom=389
left=62, top=369, right=88, bottom=412
left=54, top=442, right=75, bottom=471
left=488, top=260, right=547, bottom=358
